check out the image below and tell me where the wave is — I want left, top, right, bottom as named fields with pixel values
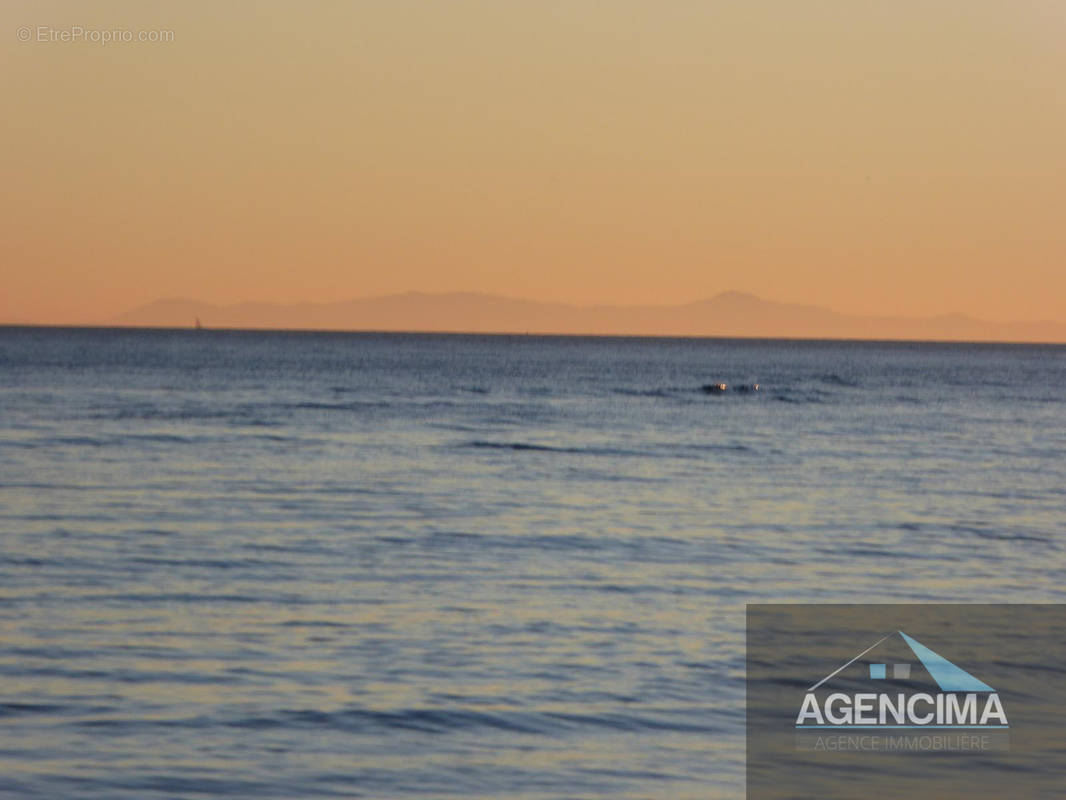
left=0, top=701, right=114, bottom=717
left=677, top=442, right=756, bottom=454
left=71, top=705, right=727, bottom=738
left=8, top=433, right=205, bottom=449
left=611, top=386, right=692, bottom=399
left=463, top=440, right=646, bottom=457
left=817, top=372, right=861, bottom=387
left=125, top=556, right=291, bottom=570
left=613, top=385, right=766, bottom=399
left=948, top=524, right=1055, bottom=545
left=771, top=390, right=829, bottom=404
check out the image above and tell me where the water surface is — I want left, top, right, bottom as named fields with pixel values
left=1, top=328, right=1063, bottom=798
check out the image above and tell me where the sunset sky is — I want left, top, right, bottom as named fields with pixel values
left=3, top=0, right=1064, bottom=326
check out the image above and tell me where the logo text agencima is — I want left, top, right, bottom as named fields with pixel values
left=795, top=631, right=1008, bottom=729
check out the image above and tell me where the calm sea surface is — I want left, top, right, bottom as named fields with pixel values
left=1, top=328, right=1064, bottom=799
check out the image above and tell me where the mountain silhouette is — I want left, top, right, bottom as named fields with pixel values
left=107, top=291, right=1066, bottom=343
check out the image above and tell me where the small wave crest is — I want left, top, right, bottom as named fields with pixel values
left=463, top=440, right=645, bottom=457
left=77, top=705, right=726, bottom=737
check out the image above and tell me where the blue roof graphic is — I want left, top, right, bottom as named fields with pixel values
left=898, top=631, right=994, bottom=692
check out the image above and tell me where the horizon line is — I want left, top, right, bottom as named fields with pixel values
left=7, top=290, right=1066, bottom=344
left=3, top=321, right=1065, bottom=347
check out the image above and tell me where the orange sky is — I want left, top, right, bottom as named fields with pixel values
left=3, top=0, right=1064, bottom=326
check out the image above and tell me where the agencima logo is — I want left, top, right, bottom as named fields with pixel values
left=795, top=631, right=1008, bottom=740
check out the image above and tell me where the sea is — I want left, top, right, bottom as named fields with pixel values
left=0, top=327, right=1063, bottom=799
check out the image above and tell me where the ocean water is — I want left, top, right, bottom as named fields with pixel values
left=0, top=328, right=1063, bottom=799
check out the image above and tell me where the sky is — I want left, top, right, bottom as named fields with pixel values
left=3, top=0, right=1064, bottom=326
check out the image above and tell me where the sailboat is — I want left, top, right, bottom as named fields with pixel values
left=195, top=317, right=203, bottom=330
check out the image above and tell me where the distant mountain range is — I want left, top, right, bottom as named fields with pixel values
left=108, top=291, right=1066, bottom=343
